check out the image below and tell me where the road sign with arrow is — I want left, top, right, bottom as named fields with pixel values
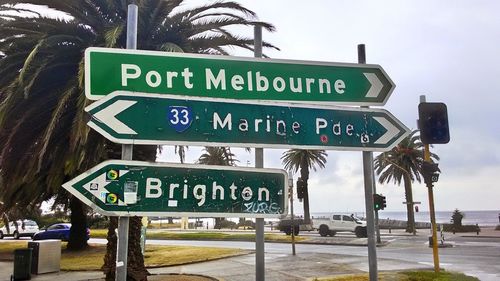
left=62, top=160, right=288, bottom=218
left=85, top=91, right=409, bottom=152
left=85, top=47, right=395, bottom=106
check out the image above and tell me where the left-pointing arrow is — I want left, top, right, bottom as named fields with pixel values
left=91, top=100, right=137, bottom=134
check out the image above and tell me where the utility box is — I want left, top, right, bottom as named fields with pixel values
left=12, top=248, right=32, bottom=280
left=28, top=240, right=61, bottom=274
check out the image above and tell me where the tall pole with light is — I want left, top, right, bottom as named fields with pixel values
left=418, top=95, right=450, bottom=273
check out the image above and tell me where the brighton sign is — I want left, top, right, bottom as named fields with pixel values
left=85, top=47, right=395, bottom=106
left=85, top=91, right=409, bottom=152
left=62, top=160, right=288, bottom=217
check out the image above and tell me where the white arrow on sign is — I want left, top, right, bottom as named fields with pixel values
left=92, top=100, right=138, bottom=134
left=364, top=73, right=384, bottom=98
left=373, top=117, right=399, bottom=145
left=82, top=170, right=129, bottom=206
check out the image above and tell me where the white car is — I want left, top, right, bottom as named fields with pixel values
left=312, top=214, right=367, bottom=237
left=0, top=220, right=39, bottom=239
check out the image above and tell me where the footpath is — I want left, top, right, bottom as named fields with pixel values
left=0, top=227, right=498, bottom=281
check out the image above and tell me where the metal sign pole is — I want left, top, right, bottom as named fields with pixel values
left=254, top=24, right=265, bottom=281
left=358, top=44, right=378, bottom=281
left=116, top=4, right=137, bottom=281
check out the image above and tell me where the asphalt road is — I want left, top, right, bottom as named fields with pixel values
left=88, top=231, right=500, bottom=280
left=1, top=229, right=498, bottom=280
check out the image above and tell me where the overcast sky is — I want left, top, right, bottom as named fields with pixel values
left=156, top=0, right=500, bottom=213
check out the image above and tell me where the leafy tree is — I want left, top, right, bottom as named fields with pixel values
left=374, top=130, right=439, bottom=233
left=0, top=1, right=275, bottom=279
left=281, top=149, right=327, bottom=224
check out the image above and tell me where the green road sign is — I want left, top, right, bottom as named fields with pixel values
left=86, top=92, right=409, bottom=152
left=62, top=160, right=288, bottom=218
left=85, top=47, right=395, bottom=106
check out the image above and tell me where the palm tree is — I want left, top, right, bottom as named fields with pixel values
left=374, top=130, right=439, bottom=233
left=0, top=1, right=276, bottom=279
left=281, top=149, right=327, bottom=224
left=197, top=147, right=237, bottom=166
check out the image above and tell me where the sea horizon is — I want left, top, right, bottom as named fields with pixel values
left=308, top=210, right=500, bottom=226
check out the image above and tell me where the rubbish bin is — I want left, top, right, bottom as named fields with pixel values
left=12, top=248, right=32, bottom=280
left=428, top=236, right=433, bottom=247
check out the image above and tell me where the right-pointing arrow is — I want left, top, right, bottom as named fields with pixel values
left=373, top=117, right=399, bottom=145
left=93, top=100, right=138, bottom=135
left=364, top=73, right=383, bottom=98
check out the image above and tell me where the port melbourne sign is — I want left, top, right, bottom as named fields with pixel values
left=85, top=92, right=409, bottom=152
left=62, top=160, right=288, bottom=217
left=85, top=47, right=395, bottom=106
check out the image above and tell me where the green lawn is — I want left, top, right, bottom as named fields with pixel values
left=0, top=241, right=246, bottom=271
left=90, top=229, right=305, bottom=242
left=314, top=270, right=479, bottom=281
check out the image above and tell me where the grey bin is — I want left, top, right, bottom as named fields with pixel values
left=12, top=248, right=32, bottom=281
left=28, top=240, right=61, bottom=274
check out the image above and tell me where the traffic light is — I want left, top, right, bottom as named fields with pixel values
left=373, top=194, right=386, bottom=211
left=418, top=102, right=450, bottom=144
left=296, top=177, right=305, bottom=199
left=422, top=161, right=440, bottom=187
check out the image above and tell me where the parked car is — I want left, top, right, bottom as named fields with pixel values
left=277, top=217, right=313, bottom=235
left=33, top=223, right=90, bottom=241
left=0, top=220, right=39, bottom=239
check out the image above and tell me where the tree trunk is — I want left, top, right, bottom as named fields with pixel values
left=300, top=162, right=311, bottom=224
left=102, top=217, right=117, bottom=281
left=403, top=174, right=416, bottom=234
left=127, top=216, right=149, bottom=281
left=67, top=196, right=89, bottom=250
left=102, top=217, right=148, bottom=281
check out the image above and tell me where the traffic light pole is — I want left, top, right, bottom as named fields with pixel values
left=288, top=171, right=296, bottom=256
left=372, top=171, right=381, bottom=244
left=420, top=95, right=440, bottom=273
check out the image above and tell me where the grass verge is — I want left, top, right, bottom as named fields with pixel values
left=0, top=241, right=246, bottom=271
left=90, top=229, right=305, bottom=242
left=314, top=270, right=479, bottom=281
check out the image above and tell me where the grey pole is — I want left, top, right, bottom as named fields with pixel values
left=254, top=24, right=265, bottom=281
left=116, top=4, right=137, bottom=281
left=358, top=44, right=378, bottom=281
left=288, top=171, right=296, bottom=255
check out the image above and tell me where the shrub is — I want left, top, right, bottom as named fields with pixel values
left=217, top=220, right=237, bottom=229
left=451, top=209, right=464, bottom=228
left=238, top=220, right=255, bottom=229
left=442, top=223, right=480, bottom=233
